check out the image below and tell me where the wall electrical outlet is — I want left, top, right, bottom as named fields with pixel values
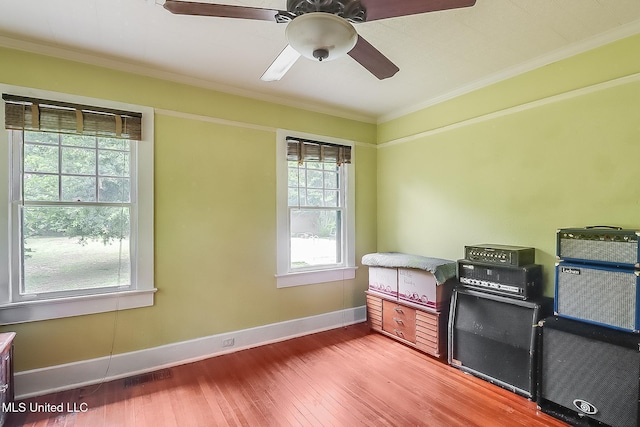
left=222, top=338, right=235, bottom=347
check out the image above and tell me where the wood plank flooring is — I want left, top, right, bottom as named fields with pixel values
left=6, top=323, right=567, bottom=427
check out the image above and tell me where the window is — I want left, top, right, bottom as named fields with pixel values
left=0, top=87, right=155, bottom=324
left=276, top=130, right=355, bottom=288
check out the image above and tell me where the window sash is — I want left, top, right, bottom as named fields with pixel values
left=21, top=132, right=132, bottom=204
left=18, top=205, right=133, bottom=298
left=288, top=206, right=344, bottom=271
left=10, top=129, right=136, bottom=302
left=288, top=160, right=343, bottom=209
left=287, top=158, right=347, bottom=272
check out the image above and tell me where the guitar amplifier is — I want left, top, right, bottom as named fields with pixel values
left=557, top=227, right=640, bottom=268
left=457, top=260, right=542, bottom=300
left=555, top=262, right=640, bottom=333
left=464, top=244, right=535, bottom=267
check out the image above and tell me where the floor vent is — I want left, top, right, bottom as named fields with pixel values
left=124, top=368, right=172, bottom=388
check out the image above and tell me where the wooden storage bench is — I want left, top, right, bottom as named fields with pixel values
left=363, top=252, right=456, bottom=359
left=366, top=291, right=448, bottom=358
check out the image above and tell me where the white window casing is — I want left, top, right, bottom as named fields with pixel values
left=275, top=129, right=356, bottom=288
left=0, top=85, right=155, bottom=325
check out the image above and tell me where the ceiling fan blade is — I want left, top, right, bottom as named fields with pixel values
left=347, top=35, right=399, bottom=80
left=163, top=0, right=285, bottom=22
left=360, top=0, right=476, bottom=21
left=261, top=45, right=301, bottom=82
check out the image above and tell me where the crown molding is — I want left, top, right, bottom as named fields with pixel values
left=378, top=18, right=640, bottom=124
left=378, top=72, right=640, bottom=149
left=2, top=16, right=639, bottom=127
left=0, top=35, right=376, bottom=124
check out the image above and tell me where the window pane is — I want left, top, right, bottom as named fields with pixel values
left=24, top=131, right=58, bottom=145
left=290, top=209, right=341, bottom=268
left=24, top=144, right=59, bottom=174
left=99, top=178, right=130, bottom=203
left=324, top=190, right=338, bottom=207
left=98, top=138, right=128, bottom=150
left=61, top=134, right=96, bottom=148
left=24, top=173, right=59, bottom=201
left=298, top=191, right=307, bottom=206
left=61, top=176, right=96, bottom=202
left=306, top=189, right=324, bottom=206
left=324, top=171, right=338, bottom=189
left=99, top=150, right=129, bottom=177
left=287, top=165, right=299, bottom=187
left=288, top=188, right=299, bottom=206
left=62, top=147, right=96, bottom=175
left=22, top=205, right=131, bottom=294
left=306, top=169, right=323, bottom=188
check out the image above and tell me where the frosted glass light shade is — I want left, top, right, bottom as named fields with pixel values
left=286, top=12, right=358, bottom=62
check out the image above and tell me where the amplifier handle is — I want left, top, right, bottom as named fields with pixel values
left=585, top=225, right=623, bottom=230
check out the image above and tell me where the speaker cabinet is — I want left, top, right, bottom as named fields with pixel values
left=448, top=288, right=551, bottom=399
left=538, top=316, right=640, bottom=427
left=555, top=262, right=640, bottom=333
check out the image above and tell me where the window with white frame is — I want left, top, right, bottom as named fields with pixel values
left=276, top=130, right=355, bottom=288
left=0, top=89, right=155, bottom=324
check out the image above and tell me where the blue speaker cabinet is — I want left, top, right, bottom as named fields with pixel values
left=555, top=262, right=640, bottom=333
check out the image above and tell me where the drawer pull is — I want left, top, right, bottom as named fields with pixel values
left=393, top=307, right=404, bottom=313
left=394, top=329, right=405, bottom=338
left=393, top=317, right=404, bottom=325
left=0, top=384, right=8, bottom=393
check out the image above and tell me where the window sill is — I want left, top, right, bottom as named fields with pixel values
left=0, top=288, right=157, bottom=325
left=276, top=267, right=357, bottom=288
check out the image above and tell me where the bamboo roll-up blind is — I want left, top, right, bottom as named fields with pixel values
left=3, top=94, right=142, bottom=140
left=286, top=137, right=351, bottom=166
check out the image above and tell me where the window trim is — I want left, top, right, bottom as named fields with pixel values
left=0, top=85, right=155, bottom=325
left=275, top=129, right=356, bottom=288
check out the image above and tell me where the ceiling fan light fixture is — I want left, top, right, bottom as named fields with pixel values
left=313, top=48, right=329, bottom=61
left=286, top=12, right=357, bottom=62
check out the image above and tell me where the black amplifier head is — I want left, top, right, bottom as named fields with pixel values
left=457, top=260, right=543, bottom=300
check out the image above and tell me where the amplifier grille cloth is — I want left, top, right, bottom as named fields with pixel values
left=557, top=268, right=636, bottom=331
left=542, top=327, right=639, bottom=427
left=560, top=238, right=637, bottom=265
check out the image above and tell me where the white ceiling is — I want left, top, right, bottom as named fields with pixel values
left=1, top=0, right=639, bottom=123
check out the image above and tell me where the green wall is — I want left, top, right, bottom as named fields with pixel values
left=0, top=47, right=378, bottom=371
left=376, top=33, right=640, bottom=294
left=1, top=32, right=639, bottom=373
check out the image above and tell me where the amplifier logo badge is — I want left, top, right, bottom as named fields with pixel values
left=562, top=267, right=581, bottom=275
left=573, top=399, right=598, bottom=415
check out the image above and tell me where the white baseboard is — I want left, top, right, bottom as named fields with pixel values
left=15, top=305, right=366, bottom=399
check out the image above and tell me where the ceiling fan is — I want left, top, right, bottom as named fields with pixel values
left=163, top=0, right=477, bottom=81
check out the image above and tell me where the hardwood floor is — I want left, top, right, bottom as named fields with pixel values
left=6, top=323, right=567, bottom=427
